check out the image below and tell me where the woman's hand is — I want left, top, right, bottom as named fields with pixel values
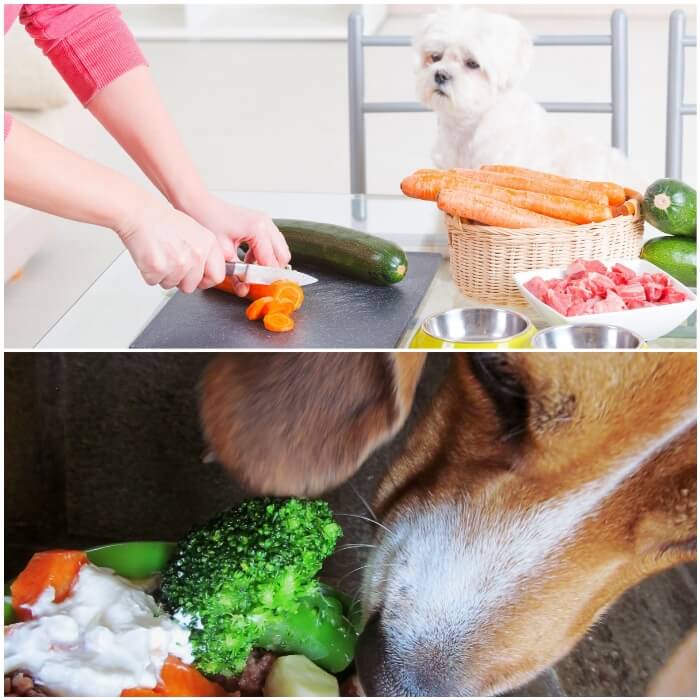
left=117, top=196, right=227, bottom=293
left=181, top=192, right=291, bottom=296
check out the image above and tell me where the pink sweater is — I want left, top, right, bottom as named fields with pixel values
left=4, top=4, right=146, bottom=138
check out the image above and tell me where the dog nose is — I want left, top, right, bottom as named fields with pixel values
left=434, top=70, right=450, bottom=85
left=357, top=612, right=463, bottom=696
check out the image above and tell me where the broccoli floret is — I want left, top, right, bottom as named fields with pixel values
left=161, top=498, right=356, bottom=676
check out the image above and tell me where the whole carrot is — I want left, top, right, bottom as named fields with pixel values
left=438, top=189, right=575, bottom=228
left=452, top=179, right=612, bottom=224
left=400, top=169, right=447, bottom=200
left=478, top=165, right=626, bottom=206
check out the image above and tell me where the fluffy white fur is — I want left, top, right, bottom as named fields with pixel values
left=414, top=8, right=630, bottom=182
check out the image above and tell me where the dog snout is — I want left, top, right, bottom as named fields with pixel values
left=434, top=69, right=451, bottom=86
left=357, top=611, right=466, bottom=696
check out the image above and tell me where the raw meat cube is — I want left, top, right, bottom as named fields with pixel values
left=565, top=259, right=587, bottom=278
left=612, top=262, right=636, bottom=281
left=616, top=281, right=646, bottom=303
left=593, top=290, right=627, bottom=314
left=524, top=276, right=549, bottom=301
left=544, top=288, right=573, bottom=316
left=587, top=272, right=615, bottom=295
left=584, top=260, right=608, bottom=274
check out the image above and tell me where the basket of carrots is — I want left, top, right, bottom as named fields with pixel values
left=401, top=165, right=643, bottom=306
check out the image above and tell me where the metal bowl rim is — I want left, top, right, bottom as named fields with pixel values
left=531, top=323, right=645, bottom=348
left=420, top=306, right=533, bottom=344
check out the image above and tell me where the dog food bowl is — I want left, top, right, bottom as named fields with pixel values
left=410, top=307, right=535, bottom=349
left=515, top=259, right=697, bottom=341
left=531, top=324, right=645, bottom=350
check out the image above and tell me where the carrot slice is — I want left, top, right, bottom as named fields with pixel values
left=438, top=189, right=575, bottom=228
left=11, top=550, right=88, bottom=620
left=121, top=656, right=225, bottom=697
left=246, top=296, right=275, bottom=321
left=262, top=299, right=295, bottom=316
left=248, top=281, right=304, bottom=310
left=263, top=312, right=295, bottom=332
left=477, top=165, right=625, bottom=206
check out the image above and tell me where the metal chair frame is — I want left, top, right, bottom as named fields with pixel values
left=348, top=9, right=629, bottom=194
left=665, top=9, right=696, bottom=179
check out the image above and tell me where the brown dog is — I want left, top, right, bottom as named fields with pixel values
left=200, top=352, right=696, bottom=696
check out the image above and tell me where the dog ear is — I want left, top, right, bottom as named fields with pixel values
left=631, top=428, right=696, bottom=568
left=199, top=353, right=426, bottom=497
left=483, top=13, right=534, bottom=90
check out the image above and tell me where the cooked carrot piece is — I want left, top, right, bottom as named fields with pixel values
left=11, top=550, right=88, bottom=620
left=249, top=280, right=304, bottom=311
left=438, top=189, right=575, bottom=228
left=478, top=165, right=626, bottom=206
left=263, top=312, right=295, bottom=332
left=121, top=656, right=225, bottom=697
left=159, top=656, right=226, bottom=697
left=121, top=689, right=164, bottom=697
left=246, top=296, right=275, bottom=321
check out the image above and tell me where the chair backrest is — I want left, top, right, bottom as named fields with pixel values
left=348, top=10, right=629, bottom=194
left=666, top=9, right=696, bottom=179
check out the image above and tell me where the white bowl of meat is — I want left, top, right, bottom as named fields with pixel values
left=514, top=259, right=697, bottom=341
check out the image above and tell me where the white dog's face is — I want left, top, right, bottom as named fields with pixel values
left=414, top=8, right=533, bottom=121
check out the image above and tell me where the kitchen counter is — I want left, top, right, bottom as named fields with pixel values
left=5, top=191, right=695, bottom=349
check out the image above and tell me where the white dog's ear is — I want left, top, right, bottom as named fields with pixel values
left=483, top=14, right=534, bottom=90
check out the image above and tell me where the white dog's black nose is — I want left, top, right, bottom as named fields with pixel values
left=434, top=70, right=451, bottom=85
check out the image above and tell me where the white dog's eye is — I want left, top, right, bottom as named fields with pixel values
left=465, top=58, right=480, bottom=69
left=428, top=52, right=443, bottom=63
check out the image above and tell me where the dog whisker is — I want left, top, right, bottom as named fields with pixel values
left=336, top=543, right=378, bottom=553
left=336, top=512, right=396, bottom=538
left=350, top=481, right=380, bottom=523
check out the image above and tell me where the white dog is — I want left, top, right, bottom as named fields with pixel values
left=414, top=8, right=630, bottom=181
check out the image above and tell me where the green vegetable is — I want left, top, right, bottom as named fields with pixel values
left=161, top=498, right=356, bottom=676
left=642, top=179, right=696, bottom=237
left=274, top=219, right=408, bottom=285
left=264, top=655, right=340, bottom=697
left=640, top=236, right=697, bottom=287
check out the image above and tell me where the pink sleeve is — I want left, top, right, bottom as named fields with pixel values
left=19, top=4, right=147, bottom=106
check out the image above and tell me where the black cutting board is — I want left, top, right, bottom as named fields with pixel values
left=130, top=252, right=442, bottom=349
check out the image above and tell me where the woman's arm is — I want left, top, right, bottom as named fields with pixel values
left=5, top=120, right=226, bottom=292
left=88, top=66, right=290, bottom=280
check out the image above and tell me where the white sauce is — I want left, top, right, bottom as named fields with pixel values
left=4, top=564, right=193, bottom=697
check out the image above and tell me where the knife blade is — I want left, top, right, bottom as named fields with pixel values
left=224, top=261, right=317, bottom=287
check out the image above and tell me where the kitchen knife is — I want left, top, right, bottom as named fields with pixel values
left=224, top=262, right=317, bottom=286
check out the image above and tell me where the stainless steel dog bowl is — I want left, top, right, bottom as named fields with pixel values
left=410, top=307, right=535, bottom=349
left=531, top=324, right=645, bottom=349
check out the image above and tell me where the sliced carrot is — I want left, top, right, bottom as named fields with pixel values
left=121, top=656, right=225, bottom=697
left=262, top=299, right=295, bottom=316
left=214, top=277, right=239, bottom=296
left=478, top=165, right=626, bottom=206
left=249, top=280, right=304, bottom=311
left=438, top=189, right=575, bottom=228
left=263, top=312, right=295, bottom=332
left=246, top=296, right=275, bottom=321
left=11, top=550, right=88, bottom=621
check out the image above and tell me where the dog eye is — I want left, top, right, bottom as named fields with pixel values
left=465, top=58, right=480, bottom=69
left=429, top=52, right=442, bottom=63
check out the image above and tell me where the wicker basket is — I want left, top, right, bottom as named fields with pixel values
left=446, top=204, right=645, bottom=306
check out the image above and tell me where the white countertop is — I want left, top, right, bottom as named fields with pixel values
left=5, top=191, right=695, bottom=350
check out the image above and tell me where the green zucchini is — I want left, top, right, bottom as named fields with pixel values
left=274, top=219, right=408, bottom=286
left=640, top=236, right=697, bottom=287
left=642, top=179, right=696, bottom=237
